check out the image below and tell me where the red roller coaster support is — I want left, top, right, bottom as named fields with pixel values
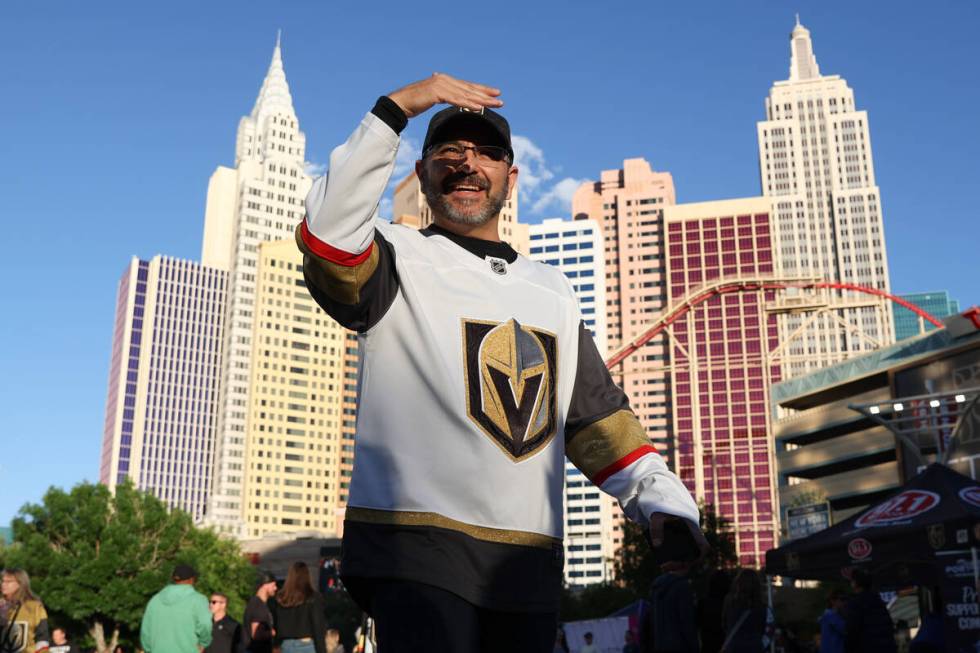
left=605, top=279, right=944, bottom=370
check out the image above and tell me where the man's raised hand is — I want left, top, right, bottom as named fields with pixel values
left=388, top=73, right=503, bottom=119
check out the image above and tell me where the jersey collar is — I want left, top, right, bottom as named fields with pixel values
left=421, top=224, right=519, bottom=264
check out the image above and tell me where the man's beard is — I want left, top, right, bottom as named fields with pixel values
left=421, top=171, right=509, bottom=227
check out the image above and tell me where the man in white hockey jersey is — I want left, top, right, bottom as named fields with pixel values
left=296, top=74, right=707, bottom=652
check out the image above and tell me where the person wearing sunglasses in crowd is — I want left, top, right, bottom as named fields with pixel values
left=205, top=593, right=242, bottom=653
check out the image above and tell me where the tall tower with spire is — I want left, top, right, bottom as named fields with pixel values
left=201, top=36, right=314, bottom=533
left=758, top=19, right=894, bottom=380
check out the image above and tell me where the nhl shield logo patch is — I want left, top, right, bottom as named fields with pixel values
left=462, top=318, right=558, bottom=461
left=487, top=256, right=508, bottom=275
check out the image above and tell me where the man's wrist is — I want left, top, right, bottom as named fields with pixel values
left=371, top=96, right=408, bottom=134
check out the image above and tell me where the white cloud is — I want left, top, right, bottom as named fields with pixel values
left=378, top=196, right=393, bottom=219
left=531, top=176, right=590, bottom=215
left=392, top=136, right=421, bottom=184
left=304, top=161, right=327, bottom=177
left=511, top=134, right=585, bottom=217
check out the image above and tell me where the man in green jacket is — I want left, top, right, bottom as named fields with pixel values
left=141, top=564, right=213, bottom=653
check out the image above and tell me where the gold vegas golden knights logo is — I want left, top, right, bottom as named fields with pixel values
left=462, top=318, right=558, bottom=461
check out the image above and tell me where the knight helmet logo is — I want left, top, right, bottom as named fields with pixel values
left=462, top=318, right=558, bottom=461
left=927, top=524, right=946, bottom=550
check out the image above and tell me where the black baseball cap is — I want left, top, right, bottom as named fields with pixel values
left=172, top=564, right=198, bottom=581
left=255, top=570, right=277, bottom=588
left=422, top=106, right=513, bottom=162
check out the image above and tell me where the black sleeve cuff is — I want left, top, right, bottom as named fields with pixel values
left=372, top=96, right=409, bottom=134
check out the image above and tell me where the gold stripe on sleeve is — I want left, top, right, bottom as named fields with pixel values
left=295, top=224, right=380, bottom=305
left=565, top=409, right=653, bottom=479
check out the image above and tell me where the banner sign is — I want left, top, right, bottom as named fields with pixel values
left=786, top=502, right=830, bottom=540
left=939, top=557, right=980, bottom=653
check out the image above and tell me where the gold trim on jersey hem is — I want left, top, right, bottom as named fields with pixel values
left=565, top=409, right=651, bottom=479
left=344, top=507, right=559, bottom=549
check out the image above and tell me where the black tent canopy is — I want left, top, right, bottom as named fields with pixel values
left=765, top=464, right=980, bottom=585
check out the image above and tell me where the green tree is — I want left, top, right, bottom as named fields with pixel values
left=4, top=481, right=255, bottom=653
left=560, top=582, right=637, bottom=622
left=614, top=503, right=737, bottom=596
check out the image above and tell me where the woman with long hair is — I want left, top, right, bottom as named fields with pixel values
left=270, top=562, right=327, bottom=653
left=720, top=569, right=767, bottom=653
left=1, top=568, right=51, bottom=653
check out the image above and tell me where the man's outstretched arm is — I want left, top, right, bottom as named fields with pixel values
left=298, top=74, right=502, bottom=331
left=564, top=322, right=709, bottom=564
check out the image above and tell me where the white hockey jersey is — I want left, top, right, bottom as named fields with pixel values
left=297, top=99, right=699, bottom=612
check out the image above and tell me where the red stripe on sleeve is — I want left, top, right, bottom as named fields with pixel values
left=300, top=220, right=374, bottom=267
left=592, top=444, right=659, bottom=487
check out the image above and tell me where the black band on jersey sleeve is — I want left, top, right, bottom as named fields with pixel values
left=371, top=96, right=409, bottom=134
left=300, top=229, right=399, bottom=333
left=564, top=320, right=632, bottom=442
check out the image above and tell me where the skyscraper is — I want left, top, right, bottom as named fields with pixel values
left=240, top=240, right=354, bottom=537
left=100, top=256, right=227, bottom=521
left=894, top=291, right=960, bottom=341
left=663, top=198, right=780, bottom=565
left=528, top=218, right=619, bottom=585
left=572, top=158, right=676, bottom=455
left=201, top=36, right=314, bottom=533
left=758, top=18, right=894, bottom=380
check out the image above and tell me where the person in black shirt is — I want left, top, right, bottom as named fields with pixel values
left=205, top=593, right=242, bottom=653
left=242, top=572, right=277, bottom=653
left=269, top=562, right=327, bottom=653
left=843, top=569, right=896, bottom=653
left=49, top=628, right=81, bottom=653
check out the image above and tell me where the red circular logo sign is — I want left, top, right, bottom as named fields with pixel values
left=854, top=490, right=940, bottom=528
left=848, top=538, right=872, bottom=560
left=959, top=486, right=980, bottom=509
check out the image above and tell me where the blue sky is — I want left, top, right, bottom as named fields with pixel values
left=2, top=1, right=977, bottom=524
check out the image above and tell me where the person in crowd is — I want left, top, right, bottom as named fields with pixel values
left=297, top=72, right=706, bottom=651
left=0, top=568, right=50, bottom=653
left=49, top=627, right=81, bottom=653
left=242, top=572, right=277, bottom=653
left=697, top=569, right=731, bottom=653
left=646, top=564, right=698, bottom=653
left=720, top=569, right=767, bottom=653
left=140, top=564, right=212, bottom=653
left=580, top=631, right=598, bottom=653
left=818, top=590, right=846, bottom=653
left=325, top=628, right=345, bottom=653
left=269, top=562, right=327, bottom=653
left=622, top=629, right=640, bottom=653
left=205, top=592, right=242, bottom=653
left=842, top=569, right=896, bottom=653
left=552, top=627, right=569, bottom=653
left=908, top=589, right=943, bottom=653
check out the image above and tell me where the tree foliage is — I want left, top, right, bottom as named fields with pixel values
left=560, top=582, right=637, bottom=622
left=4, top=481, right=255, bottom=653
left=614, top=503, right=738, bottom=597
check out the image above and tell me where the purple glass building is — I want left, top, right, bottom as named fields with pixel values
left=100, top=256, right=227, bottom=520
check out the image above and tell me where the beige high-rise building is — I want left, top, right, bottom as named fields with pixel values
left=572, top=158, right=676, bottom=456
left=759, top=19, right=894, bottom=381
left=241, top=239, right=356, bottom=538
left=201, top=37, right=314, bottom=533
left=391, top=171, right=529, bottom=254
